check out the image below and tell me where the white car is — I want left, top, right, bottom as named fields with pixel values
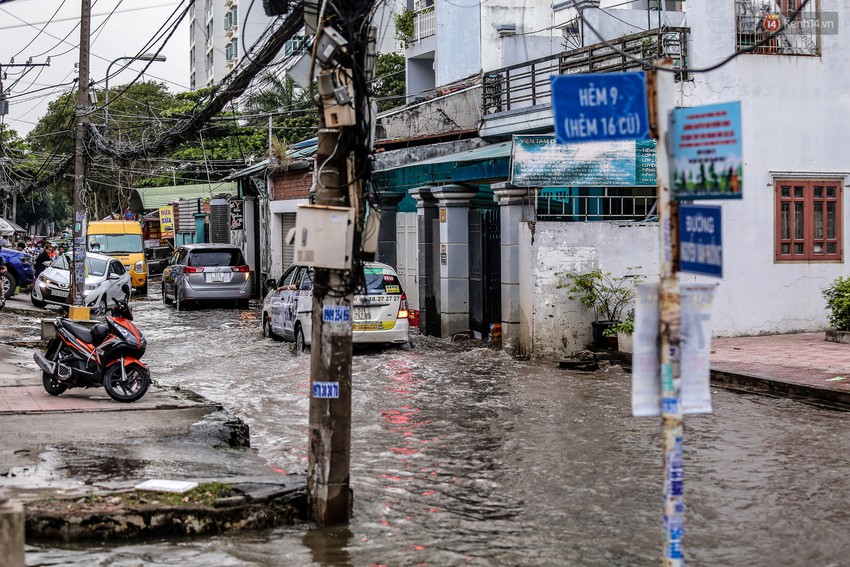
left=31, top=252, right=132, bottom=314
left=261, top=261, right=410, bottom=351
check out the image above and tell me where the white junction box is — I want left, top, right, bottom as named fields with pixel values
left=294, top=204, right=354, bottom=270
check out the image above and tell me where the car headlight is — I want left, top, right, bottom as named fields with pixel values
left=40, top=275, right=55, bottom=286
left=84, top=282, right=99, bottom=291
left=134, top=260, right=145, bottom=273
left=20, top=256, right=32, bottom=265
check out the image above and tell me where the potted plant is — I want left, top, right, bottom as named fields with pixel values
left=558, top=267, right=643, bottom=348
left=604, top=310, right=635, bottom=353
left=822, top=276, right=850, bottom=344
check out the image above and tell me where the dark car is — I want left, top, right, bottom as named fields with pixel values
left=0, top=248, right=35, bottom=299
left=145, top=246, right=173, bottom=276
left=161, top=243, right=251, bottom=309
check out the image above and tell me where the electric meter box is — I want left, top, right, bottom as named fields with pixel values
left=294, top=204, right=354, bottom=270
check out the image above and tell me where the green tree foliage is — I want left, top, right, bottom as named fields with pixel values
left=242, top=73, right=318, bottom=147
left=26, top=82, right=273, bottom=216
left=372, top=53, right=406, bottom=112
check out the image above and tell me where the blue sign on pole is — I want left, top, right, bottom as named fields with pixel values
left=551, top=72, right=650, bottom=143
left=679, top=205, right=723, bottom=277
left=312, top=381, right=340, bottom=399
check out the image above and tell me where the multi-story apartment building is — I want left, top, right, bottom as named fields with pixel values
left=189, top=0, right=276, bottom=89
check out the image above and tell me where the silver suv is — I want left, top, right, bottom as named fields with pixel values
left=162, top=243, right=251, bottom=309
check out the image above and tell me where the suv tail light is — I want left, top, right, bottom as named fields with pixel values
left=184, top=266, right=205, bottom=273
left=397, top=292, right=409, bottom=319
left=231, top=265, right=250, bottom=273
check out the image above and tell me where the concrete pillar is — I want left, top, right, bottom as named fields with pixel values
left=373, top=191, right=405, bottom=268
left=493, top=182, right=534, bottom=354
left=432, top=184, right=478, bottom=338
left=0, top=495, right=25, bottom=567
left=409, top=186, right=439, bottom=336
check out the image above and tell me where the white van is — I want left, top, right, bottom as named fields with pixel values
left=261, top=261, right=410, bottom=350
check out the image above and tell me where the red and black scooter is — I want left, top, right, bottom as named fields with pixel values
left=34, top=287, right=150, bottom=402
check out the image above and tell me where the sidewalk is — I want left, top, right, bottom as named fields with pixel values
left=710, top=332, right=850, bottom=408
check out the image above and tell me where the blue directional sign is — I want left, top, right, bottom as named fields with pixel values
left=551, top=72, right=650, bottom=143
left=312, top=381, right=340, bottom=399
left=679, top=205, right=722, bottom=277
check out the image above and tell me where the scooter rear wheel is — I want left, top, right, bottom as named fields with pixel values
left=103, top=362, right=150, bottom=403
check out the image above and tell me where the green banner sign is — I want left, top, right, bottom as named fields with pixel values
left=510, top=135, right=657, bottom=187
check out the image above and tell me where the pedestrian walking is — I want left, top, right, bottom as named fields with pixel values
left=34, top=244, right=54, bottom=278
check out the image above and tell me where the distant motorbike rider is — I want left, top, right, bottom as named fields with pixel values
left=0, top=246, right=7, bottom=308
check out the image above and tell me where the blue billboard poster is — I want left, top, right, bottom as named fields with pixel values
left=679, top=204, right=723, bottom=277
left=670, top=101, right=743, bottom=200
left=510, top=135, right=656, bottom=187
left=551, top=72, right=650, bottom=143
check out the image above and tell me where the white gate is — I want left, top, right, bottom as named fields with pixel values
left=396, top=212, right=419, bottom=310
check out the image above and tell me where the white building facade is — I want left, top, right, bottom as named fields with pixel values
left=374, top=0, right=848, bottom=358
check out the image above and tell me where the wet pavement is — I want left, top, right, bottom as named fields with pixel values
left=2, top=283, right=849, bottom=566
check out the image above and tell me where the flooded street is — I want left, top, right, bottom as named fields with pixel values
left=27, top=280, right=850, bottom=566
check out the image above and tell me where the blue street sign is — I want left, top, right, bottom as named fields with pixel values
left=679, top=205, right=723, bottom=277
left=312, top=381, right=340, bottom=399
left=551, top=72, right=650, bottom=143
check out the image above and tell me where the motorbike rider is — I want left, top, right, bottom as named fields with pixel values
left=0, top=245, right=7, bottom=308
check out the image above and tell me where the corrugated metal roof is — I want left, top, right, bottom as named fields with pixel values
left=132, top=183, right=237, bottom=210
left=226, top=160, right=270, bottom=180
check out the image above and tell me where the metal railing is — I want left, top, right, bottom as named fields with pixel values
left=529, top=190, right=657, bottom=222
left=414, top=8, right=436, bottom=42
left=483, top=27, right=689, bottom=116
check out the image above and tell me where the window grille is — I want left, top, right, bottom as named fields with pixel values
left=735, top=0, right=820, bottom=56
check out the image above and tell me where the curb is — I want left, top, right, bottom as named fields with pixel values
left=25, top=478, right=308, bottom=542
left=710, top=369, right=850, bottom=410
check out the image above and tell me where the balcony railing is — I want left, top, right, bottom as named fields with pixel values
left=483, top=27, right=689, bottom=116
left=529, top=189, right=657, bottom=222
left=413, top=8, right=436, bottom=42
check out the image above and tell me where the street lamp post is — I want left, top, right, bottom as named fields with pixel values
left=104, top=53, right=166, bottom=129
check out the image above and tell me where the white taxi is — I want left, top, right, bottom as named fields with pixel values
left=261, top=261, right=410, bottom=351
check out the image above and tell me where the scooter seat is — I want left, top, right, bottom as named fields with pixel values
left=60, top=320, right=94, bottom=344
left=91, top=323, right=110, bottom=346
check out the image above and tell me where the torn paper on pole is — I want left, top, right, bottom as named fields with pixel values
left=631, top=282, right=717, bottom=416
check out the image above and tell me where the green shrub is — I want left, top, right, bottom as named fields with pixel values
left=823, top=276, right=850, bottom=331
left=557, top=267, right=644, bottom=322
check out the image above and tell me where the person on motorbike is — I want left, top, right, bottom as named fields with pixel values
left=0, top=246, right=7, bottom=309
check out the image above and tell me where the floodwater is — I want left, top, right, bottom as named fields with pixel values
left=27, top=281, right=850, bottom=566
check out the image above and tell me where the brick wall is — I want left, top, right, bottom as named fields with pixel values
left=272, top=169, right=312, bottom=201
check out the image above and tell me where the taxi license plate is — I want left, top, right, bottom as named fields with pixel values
left=209, top=272, right=224, bottom=282
left=53, top=289, right=69, bottom=298
left=353, top=307, right=370, bottom=321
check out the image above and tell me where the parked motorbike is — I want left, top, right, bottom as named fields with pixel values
left=34, top=286, right=150, bottom=402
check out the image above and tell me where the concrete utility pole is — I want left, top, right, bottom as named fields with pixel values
left=69, top=0, right=91, bottom=319
left=650, top=61, right=684, bottom=566
left=305, top=0, right=372, bottom=525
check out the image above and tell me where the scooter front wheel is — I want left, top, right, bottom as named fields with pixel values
left=42, top=339, right=68, bottom=396
left=103, top=362, right=150, bottom=403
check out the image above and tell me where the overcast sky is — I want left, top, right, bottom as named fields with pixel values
left=1, top=0, right=191, bottom=136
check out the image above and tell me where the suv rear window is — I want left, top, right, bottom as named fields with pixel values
left=188, top=249, right=244, bottom=267
left=363, top=266, right=402, bottom=295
